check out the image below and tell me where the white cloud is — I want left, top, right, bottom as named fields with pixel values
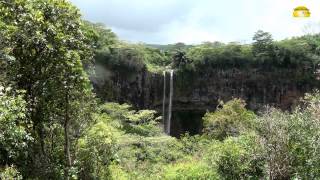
left=70, top=0, right=320, bottom=44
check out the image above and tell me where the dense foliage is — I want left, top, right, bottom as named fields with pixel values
left=0, top=87, right=32, bottom=166
left=81, top=93, right=320, bottom=180
left=0, top=0, right=95, bottom=178
left=1, top=0, right=320, bottom=179
left=203, top=99, right=256, bottom=140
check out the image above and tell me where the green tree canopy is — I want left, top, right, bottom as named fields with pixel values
left=203, top=99, right=256, bottom=140
left=252, top=30, right=275, bottom=62
left=0, top=0, right=95, bottom=178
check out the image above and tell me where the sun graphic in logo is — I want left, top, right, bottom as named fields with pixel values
left=293, top=6, right=311, bottom=17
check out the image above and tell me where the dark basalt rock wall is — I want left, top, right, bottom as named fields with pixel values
left=92, top=66, right=163, bottom=109
left=92, top=66, right=320, bottom=136
left=173, top=68, right=317, bottom=111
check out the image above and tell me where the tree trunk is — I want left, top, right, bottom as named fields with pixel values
left=64, top=90, right=71, bottom=180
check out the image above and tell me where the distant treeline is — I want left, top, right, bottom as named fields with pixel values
left=90, top=21, right=320, bottom=74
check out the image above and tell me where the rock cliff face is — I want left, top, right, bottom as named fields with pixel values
left=92, top=66, right=163, bottom=109
left=92, top=66, right=319, bottom=136
left=174, top=68, right=317, bottom=111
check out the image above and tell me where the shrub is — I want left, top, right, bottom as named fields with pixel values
left=0, top=165, right=22, bottom=180
left=116, top=135, right=184, bottom=165
left=109, top=164, right=129, bottom=180
left=113, top=135, right=186, bottom=180
left=257, top=91, right=320, bottom=179
left=179, top=133, right=210, bottom=155
left=0, top=87, right=32, bottom=165
left=205, top=133, right=265, bottom=179
left=163, top=161, right=219, bottom=180
left=101, top=103, right=163, bottom=136
left=76, top=114, right=119, bottom=179
left=257, top=107, right=291, bottom=179
left=292, top=91, right=320, bottom=178
left=203, top=99, right=256, bottom=140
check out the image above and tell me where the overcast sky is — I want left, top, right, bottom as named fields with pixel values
left=70, top=0, right=320, bottom=44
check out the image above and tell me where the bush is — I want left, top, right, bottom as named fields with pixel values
left=76, top=114, right=119, bottom=179
left=203, top=99, right=256, bottom=140
left=113, top=135, right=187, bottom=180
left=163, top=161, right=219, bottom=180
left=0, top=87, right=32, bottom=165
left=101, top=103, right=163, bottom=136
left=179, top=133, right=212, bottom=156
left=116, top=135, right=184, bottom=165
left=257, top=107, right=291, bottom=179
left=0, top=165, right=22, bottom=180
left=125, top=110, right=163, bottom=136
left=257, top=91, right=320, bottom=179
left=292, top=91, right=320, bottom=178
left=109, top=164, right=129, bottom=180
left=205, top=133, right=265, bottom=179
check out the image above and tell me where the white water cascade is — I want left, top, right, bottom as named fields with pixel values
left=162, top=70, right=174, bottom=135
left=167, top=70, right=174, bottom=134
left=162, top=71, right=166, bottom=132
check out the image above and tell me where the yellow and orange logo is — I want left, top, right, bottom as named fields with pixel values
left=293, top=6, right=311, bottom=17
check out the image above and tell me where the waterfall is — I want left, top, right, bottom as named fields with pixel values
left=162, top=71, right=166, bottom=132
left=167, top=70, right=174, bottom=135
left=162, top=70, right=174, bottom=135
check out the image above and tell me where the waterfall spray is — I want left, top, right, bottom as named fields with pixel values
left=167, top=70, right=174, bottom=135
left=162, top=71, right=166, bottom=132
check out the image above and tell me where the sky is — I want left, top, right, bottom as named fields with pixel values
left=70, top=0, right=320, bottom=44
